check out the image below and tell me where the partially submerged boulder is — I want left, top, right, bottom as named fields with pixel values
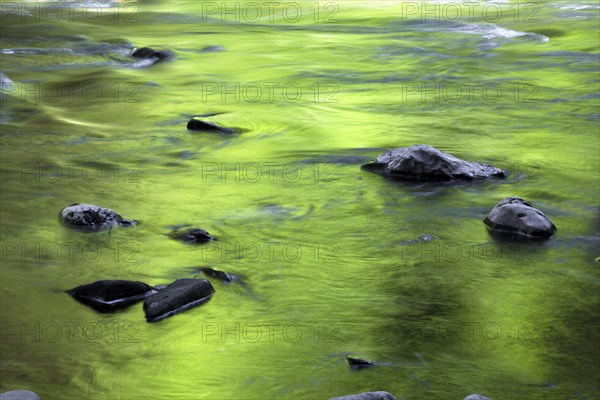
left=169, top=227, right=214, bottom=244
left=201, top=267, right=239, bottom=283
left=187, top=118, right=237, bottom=134
left=464, top=395, right=492, bottom=400
left=347, top=356, right=376, bottom=369
left=362, top=144, right=506, bottom=181
left=66, top=280, right=155, bottom=312
left=484, top=197, right=557, bottom=239
left=130, top=47, right=172, bottom=63
left=329, top=392, right=397, bottom=400
left=59, top=203, right=135, bottom=231
left=144, top=279, right=214, bottom=322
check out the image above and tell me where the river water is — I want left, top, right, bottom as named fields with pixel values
left=0, top=1, right=599, bottom=399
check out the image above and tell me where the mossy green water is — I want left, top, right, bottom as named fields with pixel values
left=0, top=1, right=598, bottom=399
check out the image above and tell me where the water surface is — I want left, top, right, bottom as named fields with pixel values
left=1, top=1, right=599, bottom=399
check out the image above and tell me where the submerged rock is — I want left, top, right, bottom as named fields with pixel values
left=399, top=233, right=437, bottom=245
left=346, top=356, right=376, bottom=369
left=484, top=197, right=557, bottom=239
left=144, top=279, right=214, bottom=322
left=59, top=203, right=135, bottom=231
left=199, top=45, right=225, bottom=52
left=130, top=47, right=172, bottom=63
left=330, top=392, right=397, bottom=400
left=362, top=144, right=506, bottom=181
left=169, top=227, right=214, bottom=244
left=200, top=267, right=239, bottom=283
left=66, top=280, right=155, bottom=312
left=187, top=118, right=237, bottom=134
left=464, top=395, right=492, bottom=400
left=0, top=391, right=40, bottom=400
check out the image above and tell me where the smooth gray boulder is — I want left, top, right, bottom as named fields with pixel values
left=329, top=391, right=397, bottom=400
left=66, top=280, right=156, bottom=312
left=484, top=197, right=557, bottom=239
left=59, top=203, right=135, bottom=231
left=0, top=390, right=40, bottom=400
left=144, top=279, right=214, bottom=322
left=362, top=144, right=506, bottom=181
left=464, top=395, right=492, bottom=400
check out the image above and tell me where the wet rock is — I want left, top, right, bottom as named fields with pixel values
left=347, top=356, right=376, bottom=369
left=0, top=72, right=13, bottom=91
left=201, top=267, right=239, bottom=283
left=199, top=45, right=225, bottom=52
left=464, top=395, right=492, bottom=400
left=0, top=390, right=40, bottom=400
left=362, top=144, right=506, bottom=181
left=484, top=197, right=557, bottom=239
left=59, top=203, right=136, bottom=231
left=169, top=227, right=214, bottom=244
left=144, top=278, right=214, bottom=322
left=329, top=392, right=397, bottom=400
left=66, top=280, right=156, bottom=312
left=187, top=118, right=237, bottom=134
left=399, top=233, right=437, bottom=245
left=130, top=47, right=172, bottom=63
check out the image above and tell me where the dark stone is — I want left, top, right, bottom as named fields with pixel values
left=329, top=391, right=397, bottom=400
left=346, top=356, right=376, bottom=369
left=399, top=233, right=437, bottom=245
left=144, top=279, right=215, bottom=322
left=362, top=144, right=506, bottom=181
left=0, top=391, right=41, bottom=400
left=59, top=203, right=136, bottom=232
left=130, top=47, right=172, bottom=62
left=66, top=280, right=155, bottom=312
left=169, top=227, right=214, bottom=244
left=464, top=395, right=492, bottom=400
left=187, top=118, right=237, bottom=134
left=484, top=197, right=557, bottom=239
left=201, top=267, right=239, bottom=283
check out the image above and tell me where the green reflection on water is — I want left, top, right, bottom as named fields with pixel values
left=0, top=1, right=599, bottom=399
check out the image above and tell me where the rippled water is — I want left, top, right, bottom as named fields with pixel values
left=1, top=1, right=599, bottom=399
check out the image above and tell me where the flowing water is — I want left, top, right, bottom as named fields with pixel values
left=0, top=1, right=599, bottom=399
